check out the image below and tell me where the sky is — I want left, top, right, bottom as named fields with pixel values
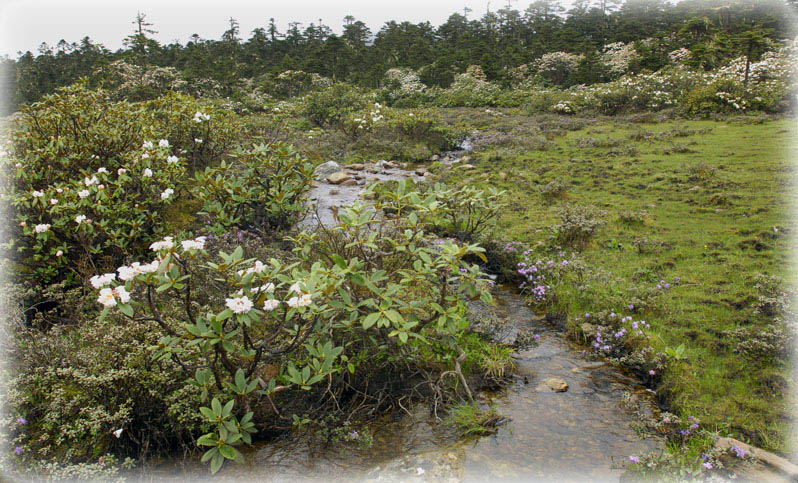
left=0, top=0, right=577, bottom=58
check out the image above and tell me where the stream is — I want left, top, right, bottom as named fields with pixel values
left=157, top=144, right=664, bottom=482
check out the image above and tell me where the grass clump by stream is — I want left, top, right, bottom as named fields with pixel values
left=447, top=403, right=506, bottom=437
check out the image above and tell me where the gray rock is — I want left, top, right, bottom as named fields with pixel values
left=347, top=163, right=365, bottom=170
left=340, top=178, right=358, bottom=186
left=431, top=154, right=440, bottom=162
left=415, top=168, right=428, bottom=176
left=314, top=161, right=342, bottom=180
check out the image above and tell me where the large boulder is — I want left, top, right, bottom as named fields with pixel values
left=313, top=161, right=342, bottom=180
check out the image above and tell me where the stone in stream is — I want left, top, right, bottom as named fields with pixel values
left=313, top=161, right=342, bottom=180
left=537, top=377, right=569, bottom=392
left=431, top=154, right=440, bottom=162
left=415, top=168, right=428, bottom=176
left=326, top=172, right=351, bottom=184
left=347, top=163, right=365, bottom=170
left=340, top=179, right=358, bottom=186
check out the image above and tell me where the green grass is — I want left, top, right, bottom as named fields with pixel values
left=434, top=110, right=795, bottom=454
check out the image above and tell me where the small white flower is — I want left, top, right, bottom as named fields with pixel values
left=112, top=428, right=124, bottom=438
left=98, top=288, right=117, bottom=307
left=150, top=236, right=174, bottom=252
left=75, top=215, right=87, bottom=224
left=289, top=282, right=302, bottom=293
left=256, top=282, right=275, bottom=293
left=181, top=236, right=206, bottom=251
left=262, top=299, right=280, bottom=311
left=287, top=293, right=312, bottom=308
left=56, top=250, right=63, bottom=257
left=160, top=188, right=174, bottom=200
left=113, top=286, right=130, bottom=303
left=226, top=296, right=254, bottom=314
left=142, top=141, right=153, bottom=149
left=143, top=168, right=153, bottom=177
left=97, top=167, right=108, bottom=174
left=56, top=188, right=63, bottom=193
left=78, top=190, right=90, bottom=199
left=50, top=198, right=58, bottom=205
left=141, top=153, right=150, bottom=159
left=118, top=168, right=127, bottom=175
left=158, top=139, right=170, bottom=147
left=167, top=155, right=179, bottom=164
left=90, top=273, right=116, bottom=289
left=32, top=190, right=44, bottom=198
left=84, top=175, right=98, bottom=186
left=14, top=162, right=22, bottom=168
left=34, top=223, right=50, bottom=233
left=195, top=138, right=203, bottom=144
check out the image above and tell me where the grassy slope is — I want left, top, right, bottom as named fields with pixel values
left=435, top=110, right=794, bottom=453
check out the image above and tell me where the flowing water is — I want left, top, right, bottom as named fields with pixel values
left=156, top=287, right=663, bottom=482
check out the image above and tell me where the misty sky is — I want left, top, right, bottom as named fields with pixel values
left=0, top=0, right=579, bottom=58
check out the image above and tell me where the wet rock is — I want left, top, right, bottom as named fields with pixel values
left=538, top=377, right=569, bottom=392
left=314, top=161, right=342, bottom=180
left=375, top=160, right=388, bottom=171
left=348, top=163, right=365, bottom=170
left=415, top=168, right=429, bottom=176
left=341, top=179, right=358, bottom=187
left=383, top=160, right=398, bottom=169
left=327, top=172, right=351, bottom=185
left=431, top=154, right=440, bottom=162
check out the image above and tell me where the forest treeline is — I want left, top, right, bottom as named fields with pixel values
left=0, top=0, right=795, bottom=113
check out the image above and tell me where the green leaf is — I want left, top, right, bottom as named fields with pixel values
left=210, top=452, right=224, bottom=474
left=362, top=312, right=380, bottom=329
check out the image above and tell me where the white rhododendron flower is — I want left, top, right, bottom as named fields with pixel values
left=118, top=168, right=127, bottom=175
left=118, top=260, right=161, bottom=280
left=226, top=296, right=254, bottom=314
left=84, top=176, right=98, bottom=186
left=141, top=153, right=150, bottom=159
left=150, top=237, right=174, bottom=252
left=167, top=155, right=178, bottom=164
left=34, top=223, right=50, bottom=233
left=195, top=138, right=203, bottom=144
left=113, top=286, right=130, bottom=303
left=78, top=190, right=90, bottom=199
left=142, top=141, right=153, bottom=149
left=75, top=215, right=87, bottom=224
left=287, top=293, right=313, bottom=308
left=181, top=236, right=206, bottom=251
left=32, top=190, right=44, bottom=198
left=90, top=273, right=116, bottom=288
left=97, top=167, right=108, bottom=174
left=158, top=139, right=170, bottom=147
left=262, top=299, right=280, bottom=311
left=161, top=188, right=174, bottom=200
left=143, top=168, right=153, bottom=177
left=98, top=288, right=117, bottom=307
left=289, top=282, right=302, bottom=293
left=56, top=250, right=63, bottom=257
left=50, top=198, right=58, bottom=205
left=256, top=283, right=275, bottom=293
left=238, top=260, right=266, bottom=276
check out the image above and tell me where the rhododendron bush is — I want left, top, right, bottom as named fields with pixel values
left=92, top=180, right=494, bottom=473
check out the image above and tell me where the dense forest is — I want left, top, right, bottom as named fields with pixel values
left=1, top=0, right=795, bottom=113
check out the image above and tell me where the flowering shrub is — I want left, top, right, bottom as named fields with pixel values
left=3, top=84, right=187, bottom=286
left=299, top=82, right=370, bottom=127
left=427, top=183, right=505, bottom=241
left=433, top=67, right=502, bottom=107
left=145, top=91, right=242, bottom=173
left=93, top=60, right=188, bottom=101
left=194, top=142, right=313, bottom=234
left=92, top=180, right=493, bottom=473
left=534, top=52, right=584, bottom=86
left=601, top=42, right=639, bottom=76
left=262, top=70, right=332, bottom=99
